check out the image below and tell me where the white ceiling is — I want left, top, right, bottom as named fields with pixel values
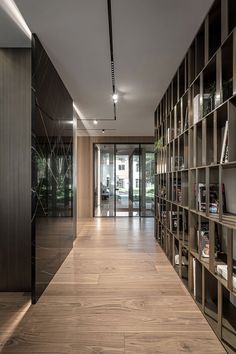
left=6, top=0, right=214, bottom=136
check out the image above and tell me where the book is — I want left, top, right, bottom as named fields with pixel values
left=220, top=121, right=229, bottom=164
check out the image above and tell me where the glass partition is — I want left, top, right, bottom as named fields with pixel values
left=94, top=143, right=154, bottom=217
left=94, top=144, right=115, bottom=217
left=115, top=144, right=140, bottom=216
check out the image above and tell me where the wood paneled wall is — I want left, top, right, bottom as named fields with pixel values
left=77, top=137, right=93, bottom=219
left=0, top=49, right=31, bottom=291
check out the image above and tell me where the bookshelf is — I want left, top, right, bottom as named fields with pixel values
left=154, top=1, right=236, bottom=352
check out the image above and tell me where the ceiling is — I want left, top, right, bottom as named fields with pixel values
left=3, top=0, right=214, bottom=136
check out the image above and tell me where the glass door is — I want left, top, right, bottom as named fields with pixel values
left=93, top=143, right=154, bottom=217
left=94, top=144, right=115, bottom=216
left=115, top=144, right=140, bottom=216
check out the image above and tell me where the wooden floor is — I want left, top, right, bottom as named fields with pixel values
left=0, top=218, right=226, bottom=354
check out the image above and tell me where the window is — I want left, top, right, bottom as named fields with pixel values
left=118, top=164, right=125, bottom=171
left=135, top=179, right=139, bottom=188
left=136, top=163, right=139, bottom=172
left=118, top=179, right=124, bottom=188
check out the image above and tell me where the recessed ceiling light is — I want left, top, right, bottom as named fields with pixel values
left=93, top=120, right=98, bottom=125
left=112, top=93, right=118, bottom=102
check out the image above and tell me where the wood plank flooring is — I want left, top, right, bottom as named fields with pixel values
left=0, top=218, right=226, bottom=353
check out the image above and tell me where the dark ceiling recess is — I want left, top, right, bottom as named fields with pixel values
left=77, top=0, right=117, bottom=124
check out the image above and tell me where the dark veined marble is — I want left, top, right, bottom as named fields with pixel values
left=31, top=34, right=74, bottom=303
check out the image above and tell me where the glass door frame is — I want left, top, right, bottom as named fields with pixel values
left=93, top=143, right=153, bottom=218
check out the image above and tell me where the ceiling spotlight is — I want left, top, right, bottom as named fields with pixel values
left=112, top=93, right=118, bottom=103
left=102, top=129, right=105, bottom=134
left=93, top=120, right=98, bottom=125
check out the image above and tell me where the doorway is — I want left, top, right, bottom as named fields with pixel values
left=94, top=143, right=154, bottom=217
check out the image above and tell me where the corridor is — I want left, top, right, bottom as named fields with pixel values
left=0, top=218, right=225, bottom=353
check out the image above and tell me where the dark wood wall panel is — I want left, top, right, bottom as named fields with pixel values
left=0, top=49, right=31, bottom=291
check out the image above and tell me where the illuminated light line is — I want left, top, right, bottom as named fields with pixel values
left=0, top=0, right=31, bottom=39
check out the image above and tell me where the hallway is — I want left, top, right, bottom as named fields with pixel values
left=1, top=218, right=226, bottom=353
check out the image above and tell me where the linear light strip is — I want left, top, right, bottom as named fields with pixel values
left=0, top=0, right=31, bottom=39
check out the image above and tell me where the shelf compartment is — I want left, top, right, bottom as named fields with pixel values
left=169, top=203, right=178, bottom=235
left=208, top=0, right=221, bottom=59
left=174, top=238, right=180, bottom=274
left=192, top=258, right=203, bottom=308
left=208, top=165, right=220, bottom=216
left=188, top=40, right=196, bottom=85
left=189, top=169, right=197, bottom=210
left=167, top=84, right=172, bottom=115
left=198, top=215, right=211, bottom=262
left=179, top=134, right=185, bottom=170
left=203, top=55, right=217, bottom=116
left=180, top=245, right=189, bottom=288
left=181, top=171, right=188, bottom=207
left=206, top=113, right=215, bottom=165
left=228, top=0, right=236, bottom=34
left=197, top=168, right=206, bottom=213
left=166, top=231, right=174, bottom=264
left=204, top=267, right=218, bottom=332
left=196, top=23, right=205, bottom=76
left=179, top=208, right=189, bottom=247
left=222, top=286, right=236, bottom=353
left=182, top=91, right=189, bottom=131
left=221, top=34, right=233, bottom=102
left=176, top=101, right=182, bottom=135
left=228, top=98, right=236, bottom=163
left=214, top=226, right=236, bottom=291
left=221, top=166, right=236, bottom=220
left=189, top=211, right=199, bottom=253
left=173, top=73, right=178, bottom=107
left=195, top=120, right=203, bottom=167
left=189, top=127, right=194, bottom=168
left=192, top=77, right=201, bottom=125
left=216, top=102, right=228, bottom=164
left=179, top=59, right=185, bottom=99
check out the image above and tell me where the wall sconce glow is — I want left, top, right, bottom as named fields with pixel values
left=60, top=120, right=73, bottom=124
left=1, top=0, right=31, bottom=39
left=112, top=93, right=118, bottom=103
left=93, top=120, right=98, bottom=125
